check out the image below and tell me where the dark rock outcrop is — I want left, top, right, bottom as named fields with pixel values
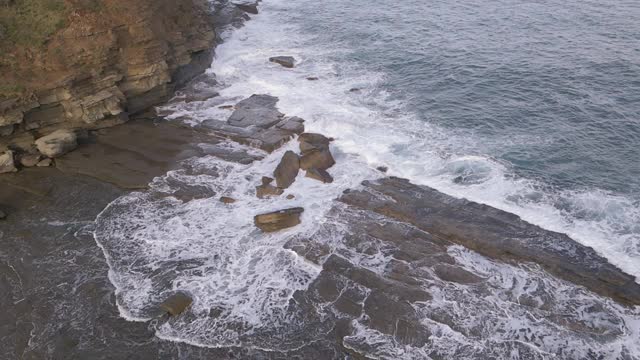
left=199, top=95, right=305, bottom=153
left=254, top=207, right=304, bottom=232
left=228, top=95, right=284, bottom=129
left=339, top=177, right=640, bottom=306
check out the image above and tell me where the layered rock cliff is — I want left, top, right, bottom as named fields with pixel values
left=0, top=0, right=245, bottom=167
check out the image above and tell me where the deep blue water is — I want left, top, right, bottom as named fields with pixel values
left=297, top=0, right=640, bottom=195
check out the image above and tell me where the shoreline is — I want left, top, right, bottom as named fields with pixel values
left=2, top=1, right=640, bottom=358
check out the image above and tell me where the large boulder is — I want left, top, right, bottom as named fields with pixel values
left=35, top=130, right=78, bottom=158
left=300, top=148, right=335, bottom=171
left=158, top=292, right=193, bottom=316
left=0, top=151, right=17, bottom=173
left=297, top=133, right=335, bottom=170
left=298, top=132, right=332, bottom=154
left=227, top=94, right=284, bottom=129
left=273, top=151, right=300, bottom=188
left=269, top=56, right=296, bottom=68
left=255, top=207, right=304, bottom=232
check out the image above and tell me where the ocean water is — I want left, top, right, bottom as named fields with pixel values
left=203, top=0, right=640, bottom=277
left=93, top=0, right=640, bottom=357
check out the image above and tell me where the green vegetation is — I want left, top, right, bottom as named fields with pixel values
left=0, top=84, right=27, bottom=99
left=0, top=0, right=68, bottom=48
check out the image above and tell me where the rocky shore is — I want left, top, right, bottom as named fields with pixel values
left=0, top=0, right=254, bottom=176
left=2, top=1, right=639, bottom=359
left=3, top=88, right=640, bottom=358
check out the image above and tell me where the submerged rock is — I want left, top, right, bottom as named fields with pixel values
left=0, top=151, right=17, bottom=173
left=0, top=210, right=6, bottom=220
left=220, top=196, right=237, bottom=204
left=254, top=207, right=304, bottom=232
left=158, top=292, right=193, bottom=316
left=376, top=166, right=388, bottom=173
left=306, top=77, right=319, bottom=81
left=306, top=167, right=334, bottom=183
left=35, top=130, right=78, bottom=158
left=274, top=151, right=300, bottom=188
left=269, top=56, right=296, bottom=68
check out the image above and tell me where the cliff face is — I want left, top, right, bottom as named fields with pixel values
left=0, top=0, right=219, bottom=144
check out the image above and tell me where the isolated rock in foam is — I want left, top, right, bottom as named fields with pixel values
left=35, top=130, right=78, bottom=158
left=0, top=151, right=17, bottom=173
left=306, top=167, right=334, bottom=183
left=220, top=196, right=237, bottom=204
left=158, top=292, right=193, bottom=316
left=274, top=150, right=300, bottom=188
left=269, top=56, right=296, bottom=68
left=254, top=207, right=304, bottom=232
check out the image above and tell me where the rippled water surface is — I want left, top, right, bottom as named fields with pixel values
left=272, top=0, right=640, bottom=275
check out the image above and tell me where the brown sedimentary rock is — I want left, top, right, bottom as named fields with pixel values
left=274, top=151, right=300, bottom=189
left=254, top=207, right=304, bottom=232
left=0, top=0, right=250, bottom=163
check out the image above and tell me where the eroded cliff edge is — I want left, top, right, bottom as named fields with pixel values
left=0, top=0, right=248, bottom=164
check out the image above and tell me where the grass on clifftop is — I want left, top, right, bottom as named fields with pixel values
left=0, top=0, right=68, bottom=48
